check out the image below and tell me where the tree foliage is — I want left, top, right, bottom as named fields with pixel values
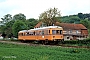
left=61, top=15, right=80, bottom=23
left=1, top=14, right=12, bottom=23
left=26, top=18, right=38, bottom=29
left=12, top=20, right=27, bottom=37
left=78, top=13, right=90, bottom=20
left=80, top=19, right=90, bottom=28
left=78, top=13, right=84, bottom=19
left=39, top=7, right=61, bottom=26
left=69, top=16, right=80, bottom=23
left=5, top=20, right=15, bottom=38
left=0, top=13, right=38, bottom=38
left=13, top=13, right=26, bottom=20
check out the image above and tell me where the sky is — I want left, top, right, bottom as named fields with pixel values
left=0, top=0, right=90, bottom=19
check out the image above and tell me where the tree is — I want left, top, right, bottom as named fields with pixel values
left=80, top=19, right=89, bottom=28
left=69, top=16, right=80, bottom=23
left=12, top=20, right=27, bottom=37
left=0, top=20, right=15, bottom=38
left=78, top=13, right=84, bottom=19
left=5, top=20, right=15, bottom=37
left=26, top=18, right=38, bottom=29
left=27, top=18, right=36, bottom=22
left=83, top=13, right=90, bottom=20
left=1, top=14, right=12, bottom=23
left=13, top=13, right=26, bottom=21
left=39, top=7, right=61, bottom=26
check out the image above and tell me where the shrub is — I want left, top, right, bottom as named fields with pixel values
left=63, top=38, right=90, bottom=45
left=70, top=49, right=80, bottom=53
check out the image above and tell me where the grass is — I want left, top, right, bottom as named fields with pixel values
left=0, top=42, right=90, bottom=60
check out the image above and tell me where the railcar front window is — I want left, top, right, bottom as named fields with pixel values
left=60, top=30, right=62, bottom=34
left=21, top=33, right=23, bottom=36
left=56, top=30, right=60, bottom=34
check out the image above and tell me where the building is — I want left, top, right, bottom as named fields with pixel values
left=55, top=22, right=88, bottom=40
left=34, top=22, right=88, bottom=40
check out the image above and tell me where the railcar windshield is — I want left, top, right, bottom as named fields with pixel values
left=18, top=32, right=26, bottom=36
left=52, top=30, right=62, bottom=34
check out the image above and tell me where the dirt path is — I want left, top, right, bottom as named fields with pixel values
left=0, top=40, right=90, bottom=49
left=0, top=40, right=38, bottom=46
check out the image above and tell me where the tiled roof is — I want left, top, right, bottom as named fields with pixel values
left=34, top=22, right=42, bottom=28
left=55, top=22, right=87, bottom=30
left=34, top=22, right=87, bottom=30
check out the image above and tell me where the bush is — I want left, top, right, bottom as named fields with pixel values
left=63, top=38, right=90, bottom=45
left=70, top=49, right=80, bottom=53
left=10, top=38, right=18, bottom=41
left=63, top=40, right=78, bottom=44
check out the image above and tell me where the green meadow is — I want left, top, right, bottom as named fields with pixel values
left=0, top=42, right=90, bottom=60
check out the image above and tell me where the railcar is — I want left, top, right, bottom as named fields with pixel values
left=18, top=26, right=64, bottom=44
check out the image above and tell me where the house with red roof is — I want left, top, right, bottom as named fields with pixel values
left=34, top=22, right=88, bottom=40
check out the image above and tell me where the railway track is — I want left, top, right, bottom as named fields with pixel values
left=0, top=40, right=90, bottom=49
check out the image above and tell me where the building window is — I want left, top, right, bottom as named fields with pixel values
left=66, top=31, right=69, bottom=34
left=76, top=30, right=78, bottom=34
left=67, top=37, right=69, bottom=39
left=70, top=30, right=72, bottom=33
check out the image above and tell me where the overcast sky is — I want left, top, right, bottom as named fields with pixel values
left=0, top=0, right=90, bottom=19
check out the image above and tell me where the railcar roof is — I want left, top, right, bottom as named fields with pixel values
left=29, top=26, right=62, bottom=30
left=19, top=26, right=62, bottom=33
left=19, top=30, right=28, bottom=33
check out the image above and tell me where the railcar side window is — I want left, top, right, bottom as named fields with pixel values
left=33, top=31, right=35, bottom=35
left=39, top=31, right=42, bottom=35
left=49, top=30, right=50, bottom=34
left=52, top=30, right=56, bottom=34
left=45, top=30, right=48, bottom=35
left=26, top=32, right=29, bottom=35
left=29, top=32, right=33, bottom=35
left=36, top=31, right=39, bottom=35
left=23, top=33, right=26, bottom=36
left=52, top=30, right=62, bottom=34
left=42, top=31, right=44, bottom=35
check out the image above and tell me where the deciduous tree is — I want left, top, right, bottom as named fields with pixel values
left=39, top=7, right=61, bottom=26
left=12, top=20, right=27, bottom=37
left=1, top=14, right=12, bottom=23
left=13, top=13, right=26, bottom=21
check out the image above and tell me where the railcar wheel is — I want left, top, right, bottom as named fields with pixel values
left=41, top=40, right=48, bottom=45
left=44, top=40, right=48, bottom=45
left=20, top=40, right=26, bottom=43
